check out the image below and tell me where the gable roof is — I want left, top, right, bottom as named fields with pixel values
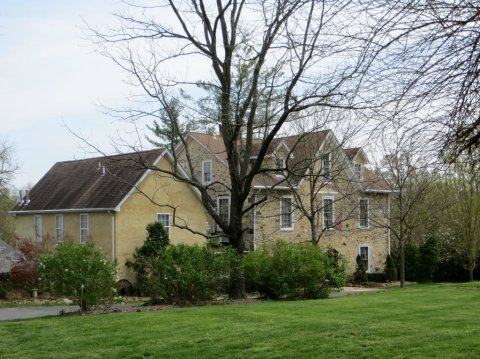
left=11, top=149, right=165, bottom=213
left=187, top=130, right=389, bottom=192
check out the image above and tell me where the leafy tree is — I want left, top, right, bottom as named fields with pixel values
left=40, top=242, right=117, bottom=311
left=417, top=238, right=439, bottom=283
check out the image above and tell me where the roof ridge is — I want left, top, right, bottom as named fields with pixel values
left=54, top=148, right=164, bottom=165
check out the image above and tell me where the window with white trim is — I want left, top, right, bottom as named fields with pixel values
left=354, top=163, right=362, bottom=179
left=34, top=215, right=42, bottom=242
left=359, top=198, right=369, bottom=228
left=80, top=214, right=89, bottom=244
left=217, top=195, right=230, bottom=225
left=55, top=214, right=64, bottom=243
left=323, top=197, right=334, bottom=229
left=156, top=213, right=171, bottom=238
left=275, top=157, right=285, bottom=177
left=321, top=153, right=332, bottom=181
left=202, top=160, right=212, bottom=185
left=360, top=245, right=370, bottom=273
left=280, top=196, right=294, bottom=230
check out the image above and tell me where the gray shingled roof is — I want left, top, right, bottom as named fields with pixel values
left=12, top=149, right=164, bottom=212
left=0, top=239, right=23, bottom=273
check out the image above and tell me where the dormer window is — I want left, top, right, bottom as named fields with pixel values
left=321, top=153, right=332, bottom=181
left=202, top=160, right=212, bottom=185
left=354, top=163, right=362, bottom=179
left=275, top=157, right=285, bottom=177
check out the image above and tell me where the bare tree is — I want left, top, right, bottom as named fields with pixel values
left=366, top=1, right=480, bottom=159
left=443, top=159, right=480, bottom=281
left=373, top=128, right=438, bottom=287
left=0, top=140, right=17, bottom=194
left=89, top=0, right=384, bottom=297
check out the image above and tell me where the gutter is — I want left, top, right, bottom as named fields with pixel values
left=9, top=208, right=117, bottom=215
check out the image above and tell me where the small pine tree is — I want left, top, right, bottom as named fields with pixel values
left=385, top=254, right=397, bottom=282
left=137, top=222, right=170, bottom=257
left=417, top=238, right=438, bottom=283
left=354, top=254, right=368, bottom=283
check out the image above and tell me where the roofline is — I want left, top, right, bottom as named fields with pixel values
left=252, top=185, right=297, bottom=190
left=114, top=149, right=167, bottom=211
left=364, top=189, right=395, bottom=193
left=9, top=208, right=116, bottom=215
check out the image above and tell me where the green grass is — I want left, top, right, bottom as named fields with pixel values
left=1, top=283, right=479, bottom=358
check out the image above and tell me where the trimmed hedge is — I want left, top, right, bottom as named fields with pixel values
left=244, top=241, right=347, bottom=299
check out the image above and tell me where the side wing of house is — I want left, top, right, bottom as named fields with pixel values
left=114, top=153, right=210, bottom=282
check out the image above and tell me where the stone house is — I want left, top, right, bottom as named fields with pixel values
left=10, top=149, right=209, bottom=284
left=176, top=130, right=392, bottom=273
left=11, top=129, right=391, bottom=283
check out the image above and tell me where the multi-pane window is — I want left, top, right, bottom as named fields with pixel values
left=55, top=214, right=64, bottom=243
left=202, top=160, right=212, bottom=184
left=156, top=213, right=171, bottom=238
left=34, top=215, right=42, bottom=242
left=321, top=153, right=332, bottom=181
left=360, top=246, right=370, bottom=272
left=280, top=196, right=294, bottom=230
left=354, top=163, right=362, bottom=179
left=275, top=157, right=285, bottom=177
left=217, top=195, right=230, bottom=226
left=80, top=214, right=89, bottom=244
left=359, top=198, right=369, bottom=228
left=323, top=197, right=334, bottom=229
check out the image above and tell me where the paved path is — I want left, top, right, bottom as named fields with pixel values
left=0, top=305, right=79, bottom=321
left=0, top=287, right=383, bottom=321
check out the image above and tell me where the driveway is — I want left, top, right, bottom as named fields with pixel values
left=0, top=305, right=79, bottom=321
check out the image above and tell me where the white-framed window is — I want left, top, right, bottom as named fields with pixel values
left=202, top=160, right=212, bottom=185
left=322, top=153, right=332, bottom=181
left=217, top=195, right=230, bottom=225
left=33, top=215, right=42, bottom=242
left=359, top=245, right=371, bottom=273
left=80, top=214, right=89, bottom=244
left=354, top=163, right=362, bottom=179
left=275, top=157, right=285, bottom=177
left=359, top=198, right=369, bottom=229
left=280, top=196, right=294, bottom=230
left=55, top=214, right=64, bottom=243
left=156, top=213, right=171, bottom=238
left=323, top=197, right=334, bottom=229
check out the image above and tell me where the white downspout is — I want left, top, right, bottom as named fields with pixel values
left=387, top=193, right=391, bottom=255
left=253, top=192, right=257, bottom=251
left=111, top=212, right=116, bottom=263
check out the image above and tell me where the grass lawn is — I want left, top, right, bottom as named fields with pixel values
left=0, top=283, right=479, bottom=358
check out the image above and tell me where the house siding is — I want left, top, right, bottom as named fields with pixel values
left=114, top=155, right=209, bottom=282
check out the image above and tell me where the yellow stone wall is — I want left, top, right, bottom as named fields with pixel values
left=13, top=212, right=114, bottom=259
left=114, top=155, right=209, bottom=282
left=253, top=189, right=390, bottom=273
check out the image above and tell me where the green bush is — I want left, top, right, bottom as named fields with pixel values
left=146, top=245, right=233, bottom=304
left=367, top=272, right=388, bottom=283
left=129, top=222, right=170, bottom=298
left=417, top=238, right=439, bottom=283
left=39, top=242, right=116, bottom=311
left=244, top=241, right=347, bottom=299
left=353, top=254, right=368, bottom=283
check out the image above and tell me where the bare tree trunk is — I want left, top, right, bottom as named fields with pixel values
left=399, top=221, right=405, bottom=288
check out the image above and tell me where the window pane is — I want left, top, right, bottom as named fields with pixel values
left=56, top=214, right=63, bottom=243
left=34, top=215, right=42, bottom=242
left=80, top=214, right=88, bottom=243
left=323, top=198, right=333, bottom=228
left=218, top=197, right=230, bottom=224
left=322, top=153, right=331, bottom=180
left=281, top=197, right=293, bottom=229
left=203, top=161, right=212, bottom=183
left=157, top=213, right=171, bottom=237
left=359, top=199, right=368, bottom=228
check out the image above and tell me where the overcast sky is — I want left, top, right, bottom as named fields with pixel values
left=0, top=1, right=143, bottom=191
